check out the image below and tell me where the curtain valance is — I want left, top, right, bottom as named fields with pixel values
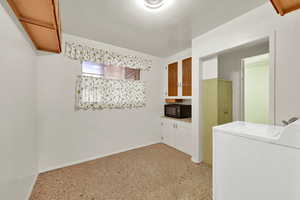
left=65, top=41, right=152, bottom=71
left=75, top=75, right=146, bottom=110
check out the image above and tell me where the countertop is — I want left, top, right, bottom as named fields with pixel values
left=161, top=116, right=192, bottom=123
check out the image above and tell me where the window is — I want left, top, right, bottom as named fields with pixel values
left=82, top=62, right=104, bottom=77
left=77, top=62, right=145, bottom=110
left=82, top=61, right=140, bottom=80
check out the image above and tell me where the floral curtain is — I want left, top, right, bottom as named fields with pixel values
left=65, top=41, right=152, bottom=71
left=75, top=75, right=146, bottom=110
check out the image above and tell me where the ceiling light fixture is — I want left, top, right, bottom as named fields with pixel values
left=144, top=0, right=165, bottom=9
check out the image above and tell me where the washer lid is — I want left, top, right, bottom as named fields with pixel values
left=213, top=121, right=284, bottom=142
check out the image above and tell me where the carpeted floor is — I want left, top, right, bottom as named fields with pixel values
left=30, top=144, right=212, bottom=200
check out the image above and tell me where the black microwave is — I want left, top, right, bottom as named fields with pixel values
left=164, top=104, right=192, bottom=119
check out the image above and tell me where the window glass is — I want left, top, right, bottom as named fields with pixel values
left=104, top=66, right=125, bottom=80
left=125, top=68, right=140, bottom=80
left=82, top=62, right=140, bottom=80
left=82, top=62, right=104, bottom=77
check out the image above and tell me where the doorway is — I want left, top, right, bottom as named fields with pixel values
left=201, top=39, right=274, bottom=165
left=217, top=40, right=273, bottom=124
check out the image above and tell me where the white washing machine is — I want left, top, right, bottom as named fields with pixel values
left=213, top=121, right=300, bottom=200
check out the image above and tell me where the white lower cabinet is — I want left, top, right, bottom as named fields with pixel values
left=161, top=119, right=192, bottom=155
left=161, top=120, right=175, bottom=147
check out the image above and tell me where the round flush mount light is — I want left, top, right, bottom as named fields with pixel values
left=144, top=0, right=165, bottom=9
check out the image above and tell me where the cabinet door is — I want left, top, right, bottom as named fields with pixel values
left=182, top=57, right=192, bottom=96
left=168, top=62, right=178, bottom=96
left=203, top=79, right=218, bottom=165
left=176, top=123, right=192, bottom=155
left=173, top=124, right=181, bottom=150
left=218, top=80, right=233, bottom=124
left=161, top=120, right=175, bottom=147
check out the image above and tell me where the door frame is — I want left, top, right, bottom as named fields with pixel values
left=241, top=59, right=245, bottom=121
left=192, top=31, right=277, bottom=164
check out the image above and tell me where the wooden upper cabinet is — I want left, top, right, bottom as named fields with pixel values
left=270, top=0, right=300, bottom=16
left=7, top=0, right=61, bottom=53
left=182, top=57, right=192, bottom=96
left=168, top=62, right=178, bottom=96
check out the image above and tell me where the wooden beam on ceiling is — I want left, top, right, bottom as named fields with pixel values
left=270, top=0, right=300, bottom=16
left=7, top=0, right=61, bottom=53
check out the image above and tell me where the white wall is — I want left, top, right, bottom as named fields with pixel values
left=165, top=48, right=192, bottom=64
left=192, top=2, right=300, bottom=162
left=202, top=56, right=218, bottom=80
left=218, top=42, right=269, bottom=121
left=37, top=34, right=163, bottom=172
left=0, top=3, right=38, bottom=200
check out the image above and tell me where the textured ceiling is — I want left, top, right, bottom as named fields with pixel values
left=60, top=0, right=268, bottom=57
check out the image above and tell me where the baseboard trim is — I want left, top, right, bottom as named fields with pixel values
left=39, top=141, right=160, bottom=173
left=26, top=174, right=38, bottom=200
left=191, top=157, right=202, bottom=164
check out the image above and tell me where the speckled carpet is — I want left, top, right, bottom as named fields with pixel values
left=30, top=144, right=212, bottom=200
